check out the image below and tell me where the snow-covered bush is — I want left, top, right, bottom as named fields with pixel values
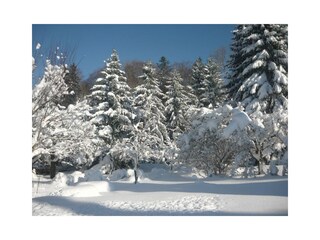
left=179, top=105, right=251, bottom=175
left=178, top=104, right=288, bottom=177
left=32, top=60, right=104, bottom=173
left=247, top=107, right=288, bottom=174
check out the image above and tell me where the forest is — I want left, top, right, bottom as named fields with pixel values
left=32, top=24, right=288, bottom=182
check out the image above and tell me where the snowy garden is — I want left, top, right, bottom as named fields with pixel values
left=32, top=24, right=288, bottom=216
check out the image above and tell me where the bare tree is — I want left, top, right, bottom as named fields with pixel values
left=210, top=46, right=227, bottom=70
left=32, top=41, right=79, bottom=85
left=172, top=61, right=192, bottom=86
left=124, top=60, right=145, bottom=88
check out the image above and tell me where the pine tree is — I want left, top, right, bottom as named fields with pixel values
left=133, top=62, right=170, bottom=162
left=88, top=50, right=133, bottom=146
left=61, top=63, right=81, bottom=107
left=191, top=57, right=205, bottom=107
left=203, top=58, right=225, bottom=108
left=157, top=56, right=171, bottom=99
left=226, top=24, right=288, bottom=113
left=165, top=70, right=193, bottom=140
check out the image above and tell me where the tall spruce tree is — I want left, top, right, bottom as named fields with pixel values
left=191, top=57, right=205, bottom=107
left=61, top=63, right=81, bottom=107
left=226, top=24, right=288, bottom=113
left=133, top=62, right=170, bottom=162
left=165, top=70, right=193, bottom=140
left=157, top=56, right=171, bottom=99
left=203, top=58, right=225, bottom=108
left=88, top=50, right=133, bottom=146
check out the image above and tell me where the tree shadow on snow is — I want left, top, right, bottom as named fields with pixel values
left=32, top=196, right=217, bottom=216
left=110, top=179, right=288, bottom=197
left=32, top=196, right=287, bottom=216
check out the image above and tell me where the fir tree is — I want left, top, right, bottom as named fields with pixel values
left=157, top=56, right=171, bottom=99
left=191, top=57, right=205, bottom=107
left=226, top=24, right=288, bottom=113
left=133, top=62, right=170, bottom=162
left=88, top=50, right=133, bottom=146
left=165, top=70, right=193, bottom=140
left=61, top=63, right=81, bottom=107
left=202, top=58, right=225, bottom=108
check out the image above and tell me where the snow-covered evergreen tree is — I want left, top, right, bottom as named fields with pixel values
left=132, top=62, right=170, bottom=162
left=226, top=24, right=288, bottom=113
left=165, top=70, right=194, bottom=140
left=157, top=56, right=171, bottom=100
left=88, top=49, right=134, bottom=146
left=191, top=57, right=205, bottom=107
left=61, top=63, right=81, bottom=107
left=191, top=57, right=225, bottom=108
left=202, top=58, right=225, bottom=108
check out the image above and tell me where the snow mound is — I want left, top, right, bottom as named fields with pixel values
left=79, top=156, right=111, bottom=182
left=109, top=169, right=128, bottom=181
left=52, top=172, right=74, bottom=186
left=109, top=169, right=144, bottom=182
left=58, top=181, right=110, bottom=197
left=223, top=108, right=252, bottom=137
left=70, top=171, right=85, bottom=183
left=82, top=168, right=106, bottom=182
left=52, top=171, right=85, bottom=186
left=127, top=169, right=144, bottom=182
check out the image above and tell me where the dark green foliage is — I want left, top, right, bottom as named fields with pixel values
left=61, top=63, right=81, bottom=107
left=226, top=24, right=288, bottom=113
left=165, top=70, right=195, bottom=140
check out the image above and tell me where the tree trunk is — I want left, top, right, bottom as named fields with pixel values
left=257, top=161, right=261, bottom=175
left=50, top=161, right=56, bottom=179
left=134, top=169, right=138, bottom=184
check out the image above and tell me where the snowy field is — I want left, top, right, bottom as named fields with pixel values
left=32, top=164, right=288, bottom=216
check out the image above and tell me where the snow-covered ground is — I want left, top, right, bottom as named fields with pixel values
left=32, top=164, right=288, bottom=216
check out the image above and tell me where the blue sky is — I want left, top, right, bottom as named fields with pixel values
left=32, top=24, right=235, bottom=80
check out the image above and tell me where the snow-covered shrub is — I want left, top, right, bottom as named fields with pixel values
left=32, top=60, right=105, bottom=173
left=179, top=105, right=251, bottom=176
left=108, top=168, right=144, bottom=182
left=247, top=107, right=288, bottom=174
left=109, top=169, right=128, bottom=181
left=109, top=139, right=135, bottom=170
left=52, top=172, right=75, bottom=186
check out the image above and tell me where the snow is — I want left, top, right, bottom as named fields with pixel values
left=274, top=69, right=288, bottom=85
left=223, top=108, right=252, bottom=137
left=32, top=164, right=287, bottom=216
left=54, top=181, right=110, bottom=197
left=258, top=81, right=272, bottom=100
left=268, top=61, right=277, bottom=70
left=242, top=60, right=265, bottom=75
